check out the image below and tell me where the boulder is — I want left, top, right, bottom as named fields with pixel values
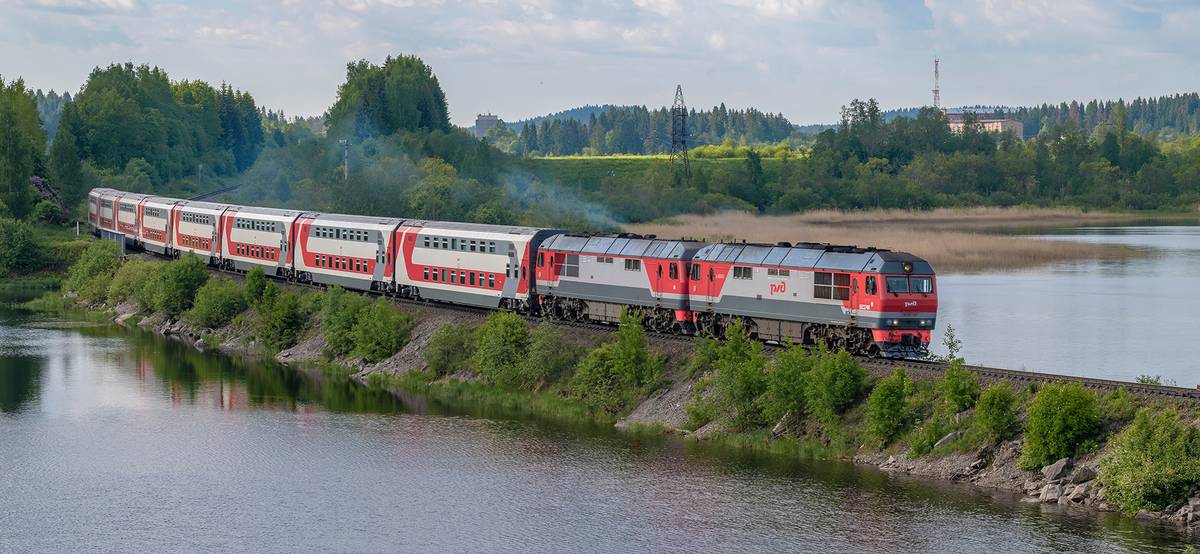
left=1066, top=483, right=1091, bottom=503
left=934, top=431, right=964, bottom=450
left=1023, top=479, right=1043, bottom=493
left=1039, top=483, right=1064, bottom=503
left=1069, top=466, right=1097, bottom=483
left=1041, top=458, right=1072, bottom=480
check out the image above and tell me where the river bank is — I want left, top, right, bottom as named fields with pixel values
left=29, top=275, right=1200, bottom=543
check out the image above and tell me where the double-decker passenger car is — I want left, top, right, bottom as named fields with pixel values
left=396, top=221, right=559, bottom=309
left=171, top=200, right=227, bottom=263
left=139, top=196, right=177, bottom=254
left=220, top=205, right=304, bottom=275
left=294, top=213, right=401, bottom=290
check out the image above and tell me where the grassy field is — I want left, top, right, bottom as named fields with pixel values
left=517, top=155, right=785, bottom=187
left=626, top=209, right=1161, bottom=273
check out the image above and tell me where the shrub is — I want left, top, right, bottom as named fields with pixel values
left=686, top=336, right=720, bottom=379
left=186, top=278, right=248, bottom=328
left=321, top=286, right=370, bottom=356
left=867, top=368, right=911, bottom=445
left=1097, top=387, right=1138, bottom=424
left=64, top=240, right=121, bottom=302
left=258, top=289, right=305, bottom=351
left=709, top=321, right=769, bottom=429
left=937, top=359, right=979, bottom=413
left=30, top=200, right=62, bottom=224
left=472, top=311, right=531, bottom=388
left=425, top=323, right=477, bottom=376
left=803, top=346, right=866, bottom=422
left=0, top=218, right=43, bottom=276
left=146, top=255, right=209, bottom=316
left=1020, top=383, right=1101, bottom=469
left=351, top=298, right=414, bottom=362
left=106, top=259, right=160, bottom=306
left=569, top=312, right=665, bottom=414
left=244, top=266, right=268, bottom=305
left=517, top=323, right=583, bottom=389
left=910, top=413, right=954, bottom=456
left=1100, top=409, right=1200, bottom=514
left=972, top=382, right=1019, bottom=444
left=760, top=344, right=814, bottom=423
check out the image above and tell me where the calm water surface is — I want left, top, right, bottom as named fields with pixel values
left=931, top=225, right=1200, bottom=385
left=0, top=303, right=1192, bottom=553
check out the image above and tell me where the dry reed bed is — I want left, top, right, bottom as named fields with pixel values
left=626, top=210, right=1147, bottom=273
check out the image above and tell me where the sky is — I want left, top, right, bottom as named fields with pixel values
left=2, top=0, right=1198, bottom=126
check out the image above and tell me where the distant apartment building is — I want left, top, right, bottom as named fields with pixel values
left=475, top=113, right=499, bottom=138
left=946, top=109, right=1024, bottom=139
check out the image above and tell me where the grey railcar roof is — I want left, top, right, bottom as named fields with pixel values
left=230, top=205, right=306, bottom=218
left=693, top=242, right=933, bottom=273
left=542, top=234, right=705, bottom=260
left=310, top=212, right=403, bottom=226
left=414, top=219, right=548, bottom=236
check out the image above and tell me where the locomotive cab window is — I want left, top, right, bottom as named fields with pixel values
left=886, top=276, right=910, bottom=294
left=911, top=276, right=934, bottom=294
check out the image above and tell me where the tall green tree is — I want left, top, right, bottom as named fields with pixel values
left=0, top=77, right=45, bottom=218
left=325, top=55, right=450, bottom=140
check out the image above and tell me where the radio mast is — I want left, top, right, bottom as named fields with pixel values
left=670, top=84, right=690, bottom=184
left=932, top=57, right=941, bottom=109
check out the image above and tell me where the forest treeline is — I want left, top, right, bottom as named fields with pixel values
left=2, top=55, right=1200, bottom=239
left=485, top=104, right=795, bottom=156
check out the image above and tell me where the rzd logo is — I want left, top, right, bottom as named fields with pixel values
left=769, top=281, right=787, bottom=295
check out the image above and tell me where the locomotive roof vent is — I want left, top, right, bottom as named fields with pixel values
left=616, top=232, right=643, bottom=239
left=777, top=241, right=791, bottom=247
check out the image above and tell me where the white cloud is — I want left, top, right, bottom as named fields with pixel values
left=632, top=0, right=679, bottom=16
left=707, top=32, right=726, bottom=50
left=20, top=0, right=139, bottom=13
left=721, top=0, right=825, bottom=19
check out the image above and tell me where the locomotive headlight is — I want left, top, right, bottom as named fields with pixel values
left=920, top=320, right=929, bottom=327
left=889, top=319, right=899, bottom=327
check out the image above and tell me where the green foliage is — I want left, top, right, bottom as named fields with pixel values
left=325, top=55, right=450, bottom=140
left=803, top=346, right=867, bottom=423
left=1020, top=383, right=1102, bottom=469
left=972, top=382, right=1019, bottom=444
left=0, top=77, right=45, bottom=219
left=759, top=344, right=814, bottom=423
left=320, top=286, right=370, bottom=356
left=64, top=63, right=263, bottom=184
left=706, top=321, right=769, bottom=429
left=244, top=266, right=268, bottom=305
left=64, top=240, right=121, bottom=302
left=517, top=323, right=583, bottom=389
left=106, top=259, right=160, bottom=306
left=257, top=287, right=305, bottom=351
left=185, top=277, right=247, bottom=328
left=146, top=255, right=209, bottom=316
left=910, top=413, right=954, bottom=457
left=30, top=200, right=62, bottom=224
left=866, top=368, right=911, bottom=445
left=350, top=298, right=413, bottom=362
left=1097, top=387, right=1139, bottom=424
left=568, top=312, right=665, bottom=415
left=686, top=336, right=720, bottom=379
left=1135, top=374, right=1162, bottom=385
left=936, top=359, right=979, bottom=414
left=0, top=218, right=43, bottom=276
left=1100, top=409, right=1200, bottom=515
left=424, top=323, right=477, bottom=376
left=471, top=311, right=531, bottom=388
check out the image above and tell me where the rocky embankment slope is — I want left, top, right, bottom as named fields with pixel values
left=92, top=298, right=1200, bottom=535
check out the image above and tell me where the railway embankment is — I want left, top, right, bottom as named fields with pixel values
left=25, top=240, right=1200, bottom=538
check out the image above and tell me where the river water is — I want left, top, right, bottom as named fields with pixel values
left=931, top=225, right=1200, bottom=386
left=0, top=299, right=1192, bottom=552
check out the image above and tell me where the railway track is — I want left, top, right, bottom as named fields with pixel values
left=178, top=256, right=1199, bottom=403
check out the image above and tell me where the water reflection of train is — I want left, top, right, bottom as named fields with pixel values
left=88, top=187, right=937, bottom=358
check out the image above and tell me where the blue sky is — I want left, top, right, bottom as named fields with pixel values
left=2, top=0, right=1197, bottom=126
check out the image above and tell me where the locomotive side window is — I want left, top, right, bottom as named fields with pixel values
left=911, top=276, right=934, bottom=294
left=833, top=273, right=850, bottom=300
left=563, top=255, right=579, bottom=277
left=886, top=276, right=909, bottom=293
left=689, top=263, right=701, bottom=280
left=669, top=263, right=679, bottom=280
left=732, top=266, right=752, bottom=280
left=537, top=253, right=544, bottom=267
left=866, top=276, right=878, bottom=295
left=624, top=259, right=641, bottom=271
